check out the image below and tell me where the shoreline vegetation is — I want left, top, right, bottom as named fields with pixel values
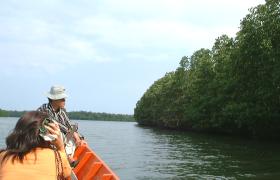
left=0, top=109, right=135, bottom=122
left=134, top=0, right=280, bottom=140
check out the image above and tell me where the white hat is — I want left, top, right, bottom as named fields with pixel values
left=46, top=85, right=68, bottom=100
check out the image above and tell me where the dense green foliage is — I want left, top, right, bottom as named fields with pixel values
left=134, top=0, right=280, bottom=139
left=0, top=109, right=134, bottom=122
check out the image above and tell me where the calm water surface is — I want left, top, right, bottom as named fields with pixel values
left=1, top=117, right=280, bottom=179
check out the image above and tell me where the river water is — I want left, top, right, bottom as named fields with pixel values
left=1, top=117, right=280, bottom=179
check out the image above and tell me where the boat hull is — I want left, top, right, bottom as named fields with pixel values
left=73, top=144, right=119, bottom=180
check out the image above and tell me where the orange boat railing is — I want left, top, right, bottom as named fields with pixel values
left=72, top=144, right=120, bottom=180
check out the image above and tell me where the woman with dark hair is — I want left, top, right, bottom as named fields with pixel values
left=0, top=111, right=71, bottom=179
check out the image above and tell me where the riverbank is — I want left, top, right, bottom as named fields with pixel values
left=134, top=0, right=280, bottom=140
left=0, top=109, right=135, bottom=122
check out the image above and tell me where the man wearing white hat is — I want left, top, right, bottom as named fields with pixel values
left=37, top=85, right=81, bottom=167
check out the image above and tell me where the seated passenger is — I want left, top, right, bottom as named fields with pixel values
left=37, top=85, right=83, bottom=167
left=0, top=111, right=71, bottom=179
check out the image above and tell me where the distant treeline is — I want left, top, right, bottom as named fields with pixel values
left=68, top=111, right=134, bottom=121
left=0, top=109, right=134, bottom=122
left=0, top=109, right=25, bottom=117
left=134, top=0, right=280, bottom=139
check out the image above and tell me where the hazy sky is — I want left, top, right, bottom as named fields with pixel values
left=0, top=0, right=264, bottom=114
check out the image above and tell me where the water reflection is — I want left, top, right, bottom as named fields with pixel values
left=141, top=127, right=280, bottom=179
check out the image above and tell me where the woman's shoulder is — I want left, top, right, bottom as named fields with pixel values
left=33, top=147, right=55, bottom=154
left=32, top=148, right=67, bottom=158
left=24, top=147, right=55, bottom=159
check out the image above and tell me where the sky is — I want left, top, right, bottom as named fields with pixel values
left=0, top=0, right=265, bottom=114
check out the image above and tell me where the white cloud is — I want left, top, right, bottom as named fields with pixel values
left=72, top=0, right=264, bottom=60
left=0, top=0, right=265, bottom=74
left=75, top=16, right=237, bottom=54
